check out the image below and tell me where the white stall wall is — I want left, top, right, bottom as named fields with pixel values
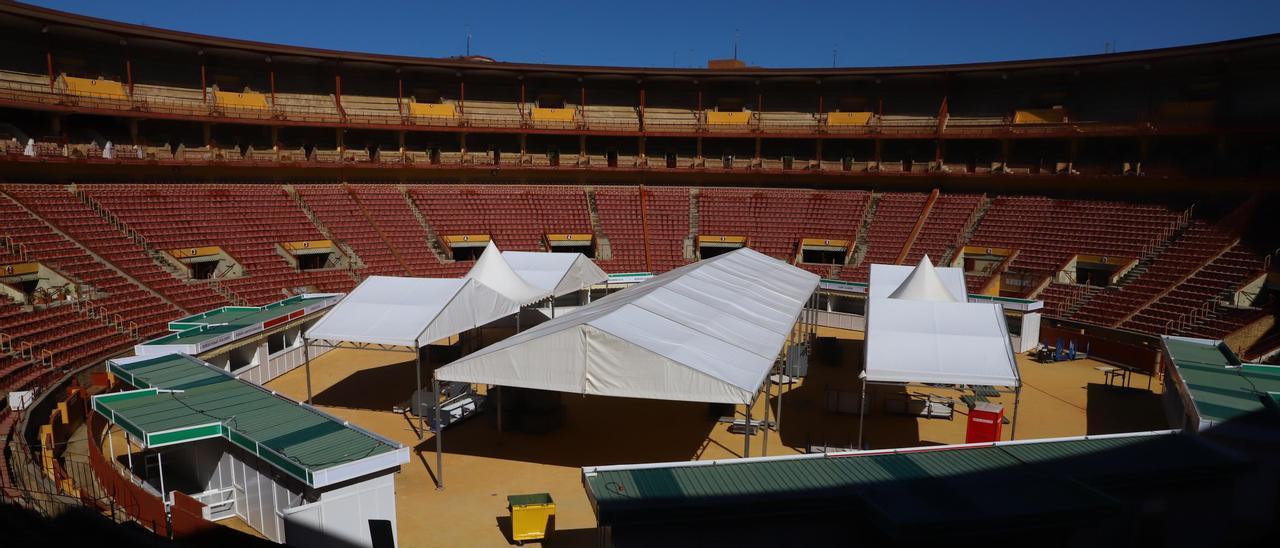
left=1019, top=312, right=1042, bottom=352
left=281, top=474, right=398, bottom=548
left=236, top=340, right=333, bottom=386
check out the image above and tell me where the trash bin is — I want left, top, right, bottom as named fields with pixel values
left=508, top=493, right=555, bottom=545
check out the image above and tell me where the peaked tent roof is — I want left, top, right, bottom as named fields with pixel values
left=503, top=250, right=609, bottom=297
left=435, top=248, right=820, bottom=405
left=465, top=241, right=552, bottom=305
left=869, top=262, right=967, bottom=302
left=864, top=262, right=1019, bottom=387
left=305, top=275, right=522, bottom=347
left=888, top=256, right=958, bottom=303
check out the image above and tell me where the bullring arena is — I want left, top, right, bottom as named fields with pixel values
left=0, top=3, right=1278, bottom=547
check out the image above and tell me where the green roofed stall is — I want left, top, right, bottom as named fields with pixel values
left=582, top=432, right=1242, bottom=536
left=1162, top=335, right=1280, bottom=428
left=94, top=353, right=408, bottom=489
left=142, top=294, right=341, bottom=356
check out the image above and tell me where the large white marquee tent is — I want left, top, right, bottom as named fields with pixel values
left=431, top=248, right=820, bottom=485
left=436, top=247, right=819, bottom=405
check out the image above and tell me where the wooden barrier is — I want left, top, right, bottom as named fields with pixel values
left=85, top=412, right=170, bottom=537
left=171, top=491, right=214, bottom=538
left=1040, top=324, right=1163, bottom=376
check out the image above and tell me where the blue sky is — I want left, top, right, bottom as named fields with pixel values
left=26, top=0, right=1280, bottom=68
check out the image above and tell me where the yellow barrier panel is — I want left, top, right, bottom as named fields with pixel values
left=531, top=107, right=575, bottom=122
left=1013, top=108, right=1067, bottom=124
left=545, top=233, right=593, bottom=243
left=441, top=234, right=490, bottom=246
left=1075, top=254, right=1135, bottom=266
left=169, top=246, right=224, bottom=259
left=698, top=235, right=748, bottom=244
left=1158, top=100, right=1215, bottom=120
left=1, top=262, right=41, bottom=276
left=410, top=102, right=457, bottom=118
left=64, top=76, right=128, bottom=100
left=281, top=240, right=334, bottom=253
left=962, top=245, right=1013, bottom=257
left=214, top=90, right=269, bottom=110
left=706, top=111, right=751, bottom=125
left=800, top=238, right=850, bottom=249
left=826, top=112, right=873, bottom=126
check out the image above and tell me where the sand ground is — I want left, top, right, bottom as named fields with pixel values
left=250, top=325, right=1166, bottom=547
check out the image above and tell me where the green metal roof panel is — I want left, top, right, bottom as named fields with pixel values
left=97, top=353, right=404, bottom=487
left=585, top=433, right=1242, bottom=530
left=155, top=294, right=339, bottom=345
left=1164, top=337, right=1280, bottom=424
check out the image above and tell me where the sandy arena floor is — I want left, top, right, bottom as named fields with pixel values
left=260, top=325, right=1166, bottom=547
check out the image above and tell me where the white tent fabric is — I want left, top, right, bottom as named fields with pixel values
left=863, top=261, right=1019, bottom=387
left=465, top=242, right=551, bottom=305
left=305, top=276, right=522, bottom=348
left=503, top=250, right=609, bottom=297
left=869, top=262, right=967, bottom=302
left=436, top=248, right=820, bottom=404
left=887, top=256, right=958, bottom=302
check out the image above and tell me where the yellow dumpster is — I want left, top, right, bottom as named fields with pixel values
left=508, top=493, right=555, bottom=544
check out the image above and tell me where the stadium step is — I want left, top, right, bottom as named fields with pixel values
left=397, top=185, right=454, bottom=264
left=583, top=187, right=613, bottom=261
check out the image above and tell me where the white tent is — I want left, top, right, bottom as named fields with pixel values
left=860, top=257, right=1021, bottom=442
left=305, top=275, right=523, bottom=348
left=435, top=247, right=820, bottom=405
left=864, top=258, right=1019, bottom=386
left=464, top=242, right=551, bottom=305
left=503, top=250, right=609, bottom=298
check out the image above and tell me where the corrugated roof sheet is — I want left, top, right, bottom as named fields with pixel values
left=585, top=433, right=1242, bottom=532
left=1164, top=337, right=1280, bottom=424
left=96, top=353, right=403, bottom=487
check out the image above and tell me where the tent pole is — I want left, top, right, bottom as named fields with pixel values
left=551, top=297, right=556, bottom=319
left=762, top=383, right=771, bottom=456
left=157, top=450, right=168, bottom=507
left=302, top=336, right=313, bottom=404
left=516, top=308, right=521, bottom=333
left=743, top=395, right=754, bottom=458
left=776, top=365, right=784, bottom=436
left=107, top=423, right=115, bottom=465
left=857, top=377, right=867, bottom=449
left=125, top=431, right=133, bottom=476
left=1010, top=386, right=1022, bottom=440
left=433, top=377, right=444, bottom=489
left=415, top=346, right=424, bottom=439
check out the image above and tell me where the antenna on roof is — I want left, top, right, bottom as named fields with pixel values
left=734, top=28, right=740, bottom=60
left=832, top=45, right=838, bottom=68
left=465, top=25, right=472, bottom=57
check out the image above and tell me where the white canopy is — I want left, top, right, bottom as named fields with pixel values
left=503, top=250, right=609, bottom=297
left=305, top=276, right=522, bottom=348
left=435, top=248, right=820, bottom=405
left=465, top=242, right=551, bottom=305
left=869, top=258, right=967, bottom=302
left=863, top=259, right=1020, bottom=387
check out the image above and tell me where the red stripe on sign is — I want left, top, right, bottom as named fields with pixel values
left=262, top=316, right=286, bottom=329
